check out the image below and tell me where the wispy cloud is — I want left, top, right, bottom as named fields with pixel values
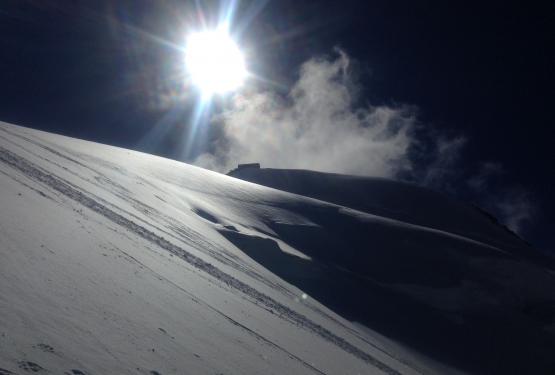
left=195, top=51, right=416, bottom=177
left=413, top=136, right=467, bottom=193
left=467, top=162, right=504, bottom=191
left=194, top=51, right=537, bottom=236
left=466, top=163, right=537, bottom=235
left=492, top=189, right=537, bottom=234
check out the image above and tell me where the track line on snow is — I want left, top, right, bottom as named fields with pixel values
left=0, top=145, right=406, bottom=375
left=1, top=129, right=384, bottom=354
left=109, top=245, right=327, bottom=375
left=0, top=126, right=289, bottom=295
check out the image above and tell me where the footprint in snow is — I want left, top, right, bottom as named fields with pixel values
left=0, top=368, right=19, bottom=375
left=34, top=343, right=54, bottom=353
left=17, top=361, right=47, bottom=372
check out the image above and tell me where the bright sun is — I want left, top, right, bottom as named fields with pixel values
left=185, top=28, right=247, bottom=96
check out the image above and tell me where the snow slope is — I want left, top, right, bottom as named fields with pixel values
left=228, top=168, right=542, bottom=254
left=1, top=122, right=554, bottom=375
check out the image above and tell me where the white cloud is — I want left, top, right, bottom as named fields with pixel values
left=466, top=163, right=536, bottom=235
left=416, top=136, right=467, bottom=192
left=492, top=189, right=537, bottom=234
left=194, top=50, right=537, bottom=237
left=194, top=51, right=416, bottom=177
left=467, top=162, right=504, bottom=191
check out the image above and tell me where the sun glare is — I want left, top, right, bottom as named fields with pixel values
left=185, top=28, right=246, bottom=96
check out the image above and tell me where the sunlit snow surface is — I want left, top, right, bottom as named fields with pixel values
left=1, top=122, right=554, bottom=375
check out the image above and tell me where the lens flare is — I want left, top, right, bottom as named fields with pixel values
left=185, top=27, right=246, bottom=96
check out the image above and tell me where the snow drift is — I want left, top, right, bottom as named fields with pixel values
left=1, top=122, right=554, bottom=375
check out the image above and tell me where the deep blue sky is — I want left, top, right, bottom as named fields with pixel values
left=0, top=0, right=553, bottom=255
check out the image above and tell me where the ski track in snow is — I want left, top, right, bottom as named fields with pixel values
left=0, top=124, right=417, bottom=371
left=0, top=128, right=299, bottom=298
left=0, top=125, right=410, bottom=375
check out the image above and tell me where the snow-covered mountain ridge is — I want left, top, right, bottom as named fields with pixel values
left=228, top=168, right=537, bottom=254
left=1, top=122, right=554, bottom=375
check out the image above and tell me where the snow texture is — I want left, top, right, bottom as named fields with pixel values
left=1, top=122, right=554, bottom=375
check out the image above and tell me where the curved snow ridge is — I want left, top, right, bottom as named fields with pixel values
left=0, top=145, right=405, bottom=375
left=337, top=206, right=508, bottom=255
left=230, top=167, right=533, bottom=251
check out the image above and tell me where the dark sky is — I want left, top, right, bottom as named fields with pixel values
left=1, top=0, right=553, bottom=255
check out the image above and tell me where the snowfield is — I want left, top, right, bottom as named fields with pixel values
left=1, top=122, right=554, bottom=375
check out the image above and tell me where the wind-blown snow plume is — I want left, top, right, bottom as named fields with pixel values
left=412, top=136, right=467, bottom=192
left=194, top=51, right=537, bottom=236
left=194, top=52, right=416, bottom=177
left=467, top=163, right=537, bottom=234
left=493, top=189, right=536, bottom=234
